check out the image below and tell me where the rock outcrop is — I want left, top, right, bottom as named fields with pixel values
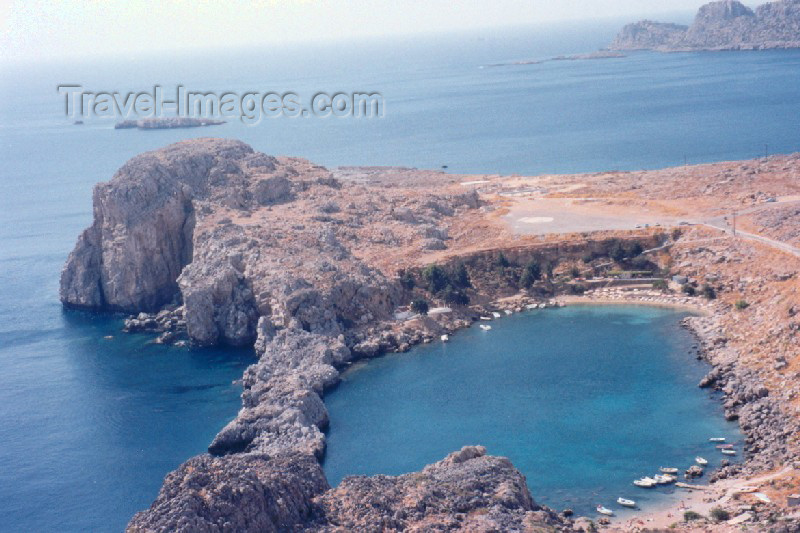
left=60, top=139, right=255, bottom=313
left=127, top=453, right=329, bottom=533
left=610, top=0, right=800, bottom=51
left=306, top=446, right=567, bottom=532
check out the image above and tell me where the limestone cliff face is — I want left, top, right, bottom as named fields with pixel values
left=610, top=0, right=800, bottom=51
left=59, top=139, right=257, bottom=312
left=60, top=139, right=428, bottom=346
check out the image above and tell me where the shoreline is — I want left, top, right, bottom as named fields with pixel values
left=557, top=294, right=712, bottom=315
left=57, top=140, right=797, bottom=531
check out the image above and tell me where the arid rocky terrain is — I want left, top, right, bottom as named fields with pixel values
left=62, top=138, right=800, bottom=531
left=610, top=0, right=800, bottom=51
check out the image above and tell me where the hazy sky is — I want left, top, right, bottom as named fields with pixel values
left=1, top=0, right=708, bottom=63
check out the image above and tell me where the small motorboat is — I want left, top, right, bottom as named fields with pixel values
left=695, top=456, right=708, bottom=466
left=709, top=437, right=726, bottom=442
left=617, top=497, right=636, bottom=508
left=716, top=444, right=734, bottom=449
left=441, top=334, right=449, bottom=342
left=504, top=309, right=513, bottom=315
left=633, top=478, right=656, bottom=488
left=654, top=474, right=676, bottom=484
left=659, top=467, right=679, bottom=474
left=480, top=316, right=492, bottom=321
left=492, top=311, right=502, bottom=318
left=596, top=505, right=614, bottom=516
left=721, top=449, right=736, bottom=455
left=479, top=324, right=492, bottom=331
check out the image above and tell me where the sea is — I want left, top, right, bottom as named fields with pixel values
left=323, top=306, right=741, bottom=518
left=0, top=16, right=796, bottom=531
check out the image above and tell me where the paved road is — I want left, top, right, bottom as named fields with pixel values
left=701, top=222, right=800, bottom=258
left=701, top=197, right=800, bottom=258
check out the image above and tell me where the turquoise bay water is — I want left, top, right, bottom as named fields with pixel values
left=323, top=306, right=741, bottom=517
left=0, top=20, right=792, bottom=531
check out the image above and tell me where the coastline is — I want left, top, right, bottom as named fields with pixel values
left=55, top=140, right=799, bottom=531
left=557, top=294, right=712, bottom=315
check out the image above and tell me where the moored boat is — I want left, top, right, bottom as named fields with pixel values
left=596, top=505, right=614, bottom=516
left=716, top=444, right=734, bottom=449
left=479, top=324, right=492, bottom=331
left=695, top=456, right=708, bottom=466
left=633, top=477, right=656, bottom=488
left=709, top=437, right=726, bottom=442
left=617, top=497, right=636, bottom=508
left=441, top=334, right=449, bottom=342
left=721, top=449, right=736, bottom=455
left=654, top=474, right=676, bottom=484
left=659, top=467, right=678, bottom=474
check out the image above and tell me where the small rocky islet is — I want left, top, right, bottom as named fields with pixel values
left=61, top=138, right=800, bottom=531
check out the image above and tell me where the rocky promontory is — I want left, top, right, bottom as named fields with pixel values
left=610, top=0, right=800, bottom=51
left=63, top=139, right=576, bottom=531
left=63, top=138, right=800, bottom=531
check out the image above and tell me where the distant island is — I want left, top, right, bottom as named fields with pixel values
left=114, top=117, right=226, bottom=130
left=610, top=0, right=800, bottom=51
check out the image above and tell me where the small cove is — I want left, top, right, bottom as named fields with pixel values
left=323, top=305, right=742, bottom=517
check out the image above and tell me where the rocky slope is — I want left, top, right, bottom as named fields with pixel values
left=610, top=0, right=800, bottom=51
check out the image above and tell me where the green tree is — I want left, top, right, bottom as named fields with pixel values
left=422, top=265, right=449, bottom=294
left=701, top=284, right=716, bottom=300
left=496, top=252, right=510, bottom=268
left=451, top=263, right=471, bottom=288
left=709, top=508, right=729, bottom=522
left=609, top=240, right=626, bottom=262
left=625, top=241, right=644, bottom=258
left=520, top=261, right=542, bottom=288
left=398, top=269, right=415, bottom=290
left=441, top=285, right=469, bottom=305
left=410, top=298, right=429, bottom=315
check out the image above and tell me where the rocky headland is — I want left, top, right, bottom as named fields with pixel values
left=610, top=0, right=800, bottom=52
left=62, top=139, right=800, bottom=531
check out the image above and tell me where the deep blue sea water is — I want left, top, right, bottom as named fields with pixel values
left=323, top=306, right=742, bottom=517
left=0, top=18, right=793, bottom=531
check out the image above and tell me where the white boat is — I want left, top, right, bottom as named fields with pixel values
left=480, top=316, right=492, bottom=321
left=617, top=498, right=636, bottom=508
left=492, top=311, right=502, bottom=318
left=721, top=449, right=736, bottom=455
left=709, top=437, right=726, bottom=442
left=479, top=324, right=492, bottom=331
left=695, top=456, right=708, bottom=466
left=504, top=309, right=513, bottom=315
left=596, top=505, right=614, bottom=516
left=441, top=334, right=449, bottom=342
left=633, top=478, right=656, bottom=488
left=654, top=474, right=676, bottom=484
left=659, top=467, right=678, bottom=474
